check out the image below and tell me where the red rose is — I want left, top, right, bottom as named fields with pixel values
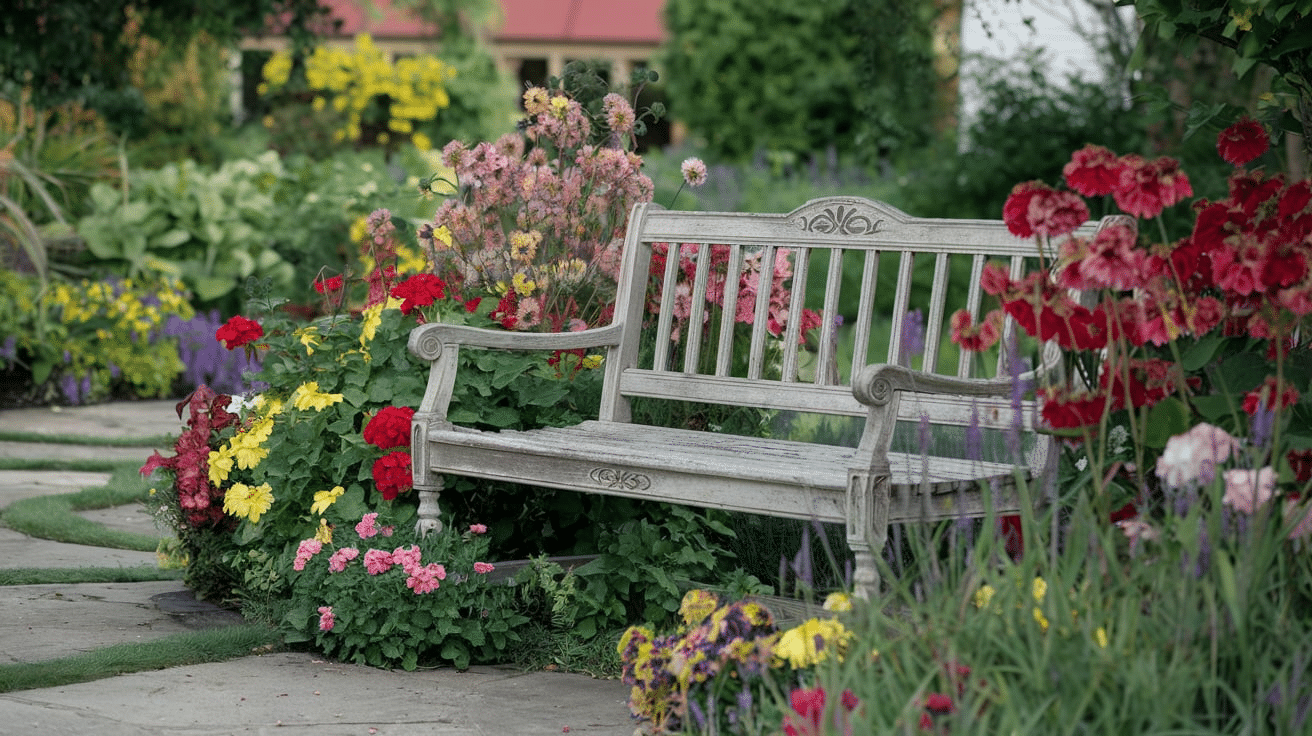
left=363, top=406, right=415, bottom=449
left=314, top=275, right=344, bottom=294
left=1217, top=117, right=1269, bottom=167
left=390, top=274, right=446, bottom=315
left=215, top=315, right=263, bottom=350
left=372, top=451, right=413, bottom=500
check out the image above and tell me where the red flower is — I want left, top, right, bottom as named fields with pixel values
left=314, top=275, right=344, bottom=294
left=950, top=308, right=1002, bottom=352
left=1003, top=181, right=1048, bottom=238
left=1288, top=449, right=1312, bottom=485
left=1040, top=387, right=1108, bottom=429
left=1063, top=144, right=1123, bottom=197
left=1217, top=117, right=1269, bottom=167
left=1113, top=155, right=1192, bottom=219
left=363, top=406, right=415, bottom=449
left=215, top=315, right=263, bottom=350
left=924, top=693, right=955, bottom=714
left=372, top=451, right=413, bottom=500
left=390, top=274, right=447, bottom=315
left=1243, top=376, right=1300, bottom=416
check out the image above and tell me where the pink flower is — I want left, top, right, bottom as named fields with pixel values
left=949, top=308, right=1002, bottom=352
left=363, top=548, right=394, bottom=575
left=1285, top=497, right=1312, bottom=540
left=328, top=547, right=360, bottom=573
left=1078, top=224, right=1147, bottom=290
left=317, top=605, right=335, bottom=632
left=1217, top=117, right=1269, bottom=166
left=293, top=538, right=323, bottom=571
left=1027, top=188, right=1090, bottom=238
left=356, top=512, right=380, bottom=539
left=468, top=523, right=488, bottom=535
left=681, top=157, right=708, bottom=187
left=473, top=561, right=495, bottom=574
left=1155, top=423, right=1239, bottom=488
left=406, top=562, right=447, bottom=594
left=391, top=544, right=424, bottom=572
left=1222, top=467, right=1277, bottom=514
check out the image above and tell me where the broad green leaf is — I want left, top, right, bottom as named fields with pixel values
left=1181, top=332, right=1225, bottom=371
left=191, top=275, right=234, bottom=302
left=151, top=229, right=191, bottom=249
left=1143, top=397, right=1191, bottom=448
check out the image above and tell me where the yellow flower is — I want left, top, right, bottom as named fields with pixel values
left=207, top=448, right=234, bottom=485
left=1033, top=607, right=1049, bottom=632
left=678, top=590, right=719, bottom=627
left=773, top=618, right=853, bottom=669
left=246, top=417, right=275, bottom=444
left=314, top=518, right=333, bottom=544
left=1094, top=626, right=1108, bottom=649
left=823, top=591, right=853, bottom=612
left=296, top=326, right=321, bottom=356
left=223, top=482, right=274, bottom=523
left=396, top=245, right=427, bottom=275
left=1032, top=577, right=1047, bottom=602
left=973, top=584, right=996, bottom=610
left=582, top=354, right=604, bottom=369
left=312, top=96, right=326, bottom=111
left=412, top=131, right=433, bottom=151
left=232, top=439, right=269, bottom=471
left=512, top=272, right=536, bottom=296
left=1231, top=6, right=1254, bottom=31
left=310, top=485, right=345, bottom=516
left=360, top=304, right=383, bottom=345
left=290, top=381, right=344, bottom=412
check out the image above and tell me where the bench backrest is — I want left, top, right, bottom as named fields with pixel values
left=598, top=197, right=1105, bottom=466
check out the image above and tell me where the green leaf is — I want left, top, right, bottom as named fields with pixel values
left=1181, top=333, right=1226, bottom=372
left=152, top=229, right=191, bottom=249
left=1143, top=397, right=1191, bottom=448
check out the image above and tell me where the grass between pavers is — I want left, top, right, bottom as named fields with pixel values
left=0, top=463, right=161, bottom=551
left=0, top=567, right=183, bottom=586
left=0, top=624, right=280, bottom=693
left=0, top=430, right=175, bottom=447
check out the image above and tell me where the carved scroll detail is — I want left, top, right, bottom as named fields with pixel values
left=588, top=467, right=652, bottom=491
left=797, top=205, right=884, bottom=236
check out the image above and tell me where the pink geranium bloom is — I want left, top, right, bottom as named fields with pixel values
left=391, top=545, right=423, bottom=572
left=406, top=562, right=448, bottom=594
left=1156, top=423, right=1239, bottom=489
left=328, top=547, right=360, bottom=573
left=473, top=561, right=495, bottom=574
left=356, top=513, right=380, bottom=539
left=1078, top=224, right=1146, bottom=290
left=318, top=606, right=335, bottom=632
left=1222, top=467, right=1277, bottom=514
left=293, top=538, right=323, bottom=571
left=469, top=523, right=488, bottom=534
left=1027, top=188, right=1090, bottom=238
left=363, top=548, right=393, bottom=575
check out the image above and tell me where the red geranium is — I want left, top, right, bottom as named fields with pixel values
left=1217, top=117, right=1269, bottom=167
left=363, top=406, right=415, bottom=449
left=1112, top=155, right=1192, bottom=219
left=215, top=315, right=263, bottom=350
left=1063, top=144, right=1123, bottom=197
left=314, top=275, right=344, bottom=294
left=1243, top=376, right=1300, bottom=416
left=372, top=451, right=413, bottom=500
left=390, top=273, right=447, bottom=316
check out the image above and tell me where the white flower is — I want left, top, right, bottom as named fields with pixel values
left=1155, top=423, right=1239, bottom=488
left=1221, top=466, right=1277, bottom=514
left=680, top=157, right=708, bottom=187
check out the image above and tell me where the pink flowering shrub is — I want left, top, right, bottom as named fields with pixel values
left=286, top=513, right=525, bottom=670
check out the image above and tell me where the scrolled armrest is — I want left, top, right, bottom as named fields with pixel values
left=851, top=363, right=1025, bottom=407
left=407, top=322, right=625, bottom=362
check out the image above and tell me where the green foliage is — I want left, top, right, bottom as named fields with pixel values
left=901, top=53, right=1148, bottom=220
left=661, top=0, right=861, bottom=160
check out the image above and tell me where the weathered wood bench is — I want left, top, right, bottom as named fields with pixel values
left=408, top=196, right=1111, bottom=596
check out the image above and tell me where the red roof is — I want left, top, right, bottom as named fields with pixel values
left=318, top=0, right=666, bottom=44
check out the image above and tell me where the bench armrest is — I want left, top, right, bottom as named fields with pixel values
left=408, top=322, right=625, bottom=361
left=851, top=363, right=1025, bottom=407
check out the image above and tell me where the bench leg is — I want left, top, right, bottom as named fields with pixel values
left=847, top=468, right=891, bottom=599
left=415, top=476, right=444, bottom=537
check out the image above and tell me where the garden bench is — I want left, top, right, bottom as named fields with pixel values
left=408, top=197, right=1115, bottom=596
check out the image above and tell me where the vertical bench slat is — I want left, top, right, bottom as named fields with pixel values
left=683, top=243, right=713, bottom=374
left=715, top=244, right=746, bottom=377
left=957, top=254, right=987, bottom=379
left=887, top=251, right=916, bottom=366
left=849, top=249, right=880, bottom=382
left=814, top=248, right=845, bottom=385
left=920, top=252, right=952, bottom=374
left=747, top=245, right=777, bottom=380
left=780, top=248, right=809, bottom=382
left=652, top=243, right=682, bottom=371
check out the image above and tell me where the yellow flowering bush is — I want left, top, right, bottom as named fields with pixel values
left=261, top=34, right=454, bottom=148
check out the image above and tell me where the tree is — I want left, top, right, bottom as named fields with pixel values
left=0, top=0, right=337, bottom=113
left=1127, top=0, right=1312, bottom=167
